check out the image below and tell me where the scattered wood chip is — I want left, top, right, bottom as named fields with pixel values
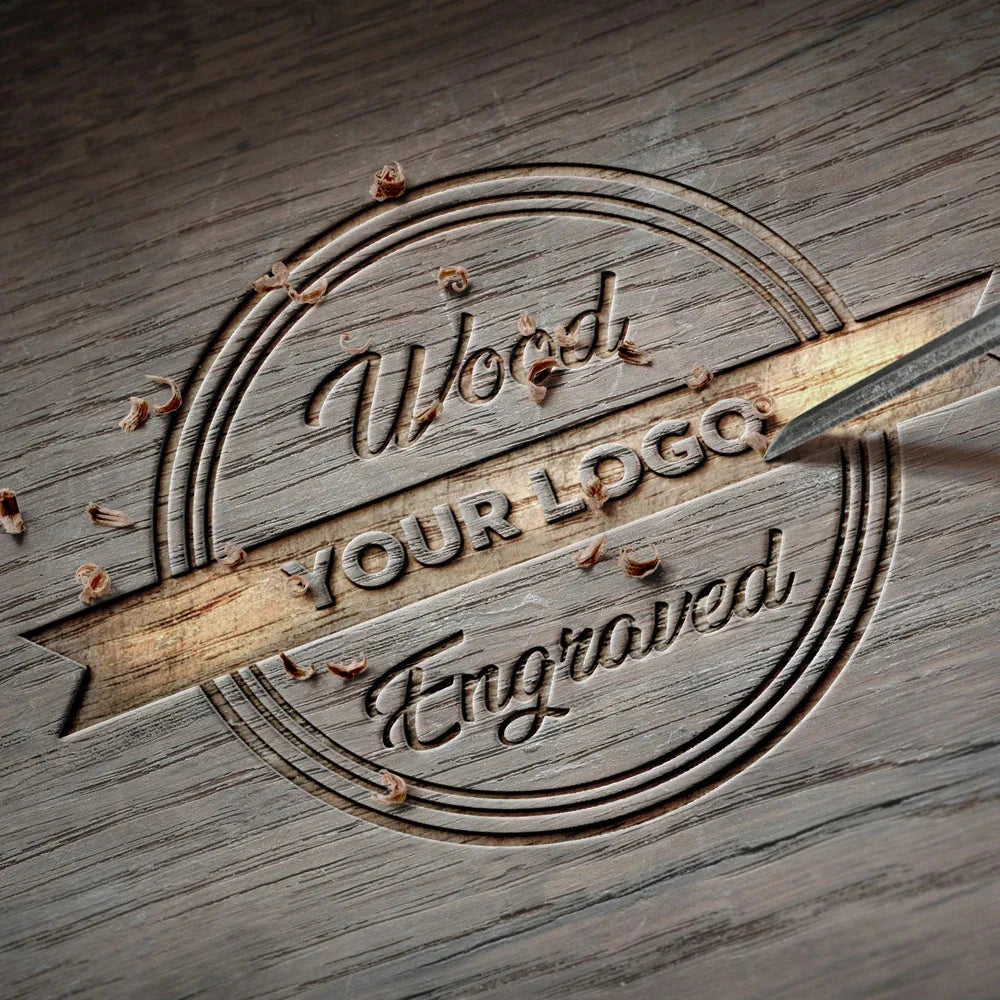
left=285, top=574, right=310, bottom=597
left=526, top=356, right=560, bottom=404
left=437, top=265, right=470, bottom=295
left=370, top=161, right=406, bottom=201
left=371, top=769, right=407, bottom=805
left=582, top=476, right=609, bottom=512
left=0, top=489, right=25, bottom=535
left=554, top=323, right=578, bottom=348
left=286, top=277, right=328, bottom=305
left=573, top=534, right=607, bottom=569
left=218, top=541, right=246, bottom=570
left=753, top=395, right=776, bottom=419
left=685, top=365, right=713, bottom=390
left=742, top=429, right=770, bottom=456
left=619, top=545, right=660, bottom=579
left=119, top=396, right=149, bottom=432
left=340, top=332, right=372, bottom=355
left=517, top=314, right=537, bottom=338
left=279, top=652, right=315, bottom=681
left=144, top=375, right=182, bottom=415
left=86, top=503, right=135, bottom=529
left=326, top=656, right=368, bottom=679
left=251, top=261, right=290, bottom=291
left=617, top=338, right=652, bottom=366
left=76, top=563, right=111, bottom=604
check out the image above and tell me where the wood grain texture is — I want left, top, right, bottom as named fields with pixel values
left=2, top=1, right=999, bottom=997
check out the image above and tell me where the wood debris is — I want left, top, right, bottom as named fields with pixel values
left=286, top=277, right=328, bottom=305
left=86, top=503, right=135, bottom=529
left=326, top=656, right=368, bottom=679
left=617, top=338, right=652, bottom=366
left=582, top=476, right=609, bottom=511
left=437, top=265, right=470, bottom=295
left=371, top=769, right=407, bottom=805
left=753, top=395, right=776, bottom=419
left=413, top=399, right=442, bottom=425
left=517, top=314, right=537, bottom=338
left=618, top=545, right=660, bottom=579
left=145, top=375, right=182, bottom=415
left=279, top=652, right=315, bottom=681
left=572, top=534, right=607, bottom=569
left=217, top=541, right=246, bottom=570
left=252, top=260, right=327, bottom=304
left=370, top=161, right=406, bottom=201
left=554, top=323, right=578, bottom=348
left=285, top=574, right=310, bottom=597
left=526, top=356, right=560, bottom=404
left=340, top=332, right=372, bottom=355
left=119, top=396, right=149, bottom=432
left=685, top=365, right=713, bottom=390
left=0, top=489, right=25, bottom=535
left=742, top=429, right=770, bottom=456
left=76, top=563, right=111, bottom=604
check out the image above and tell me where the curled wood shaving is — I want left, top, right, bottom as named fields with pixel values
left=287, top=277, right=328, bottom=305
left=414, top=399, right=442, bottom=425
left=371, top=769, right=407, bottom=805
left=340, top=332, right=372, bottom=355
left=517, top=314, right=537, bottom=338
left=76, top=563, right=111, bottom=604
left=218, top=541, right=246, bottom=570
left=144, top=375, right=182, bottom=415
left=753, top=395, right=776, bottom=419
left=370, top=161, right=406, bottom=201
left=685, top=365, right=713, bottom=390
left=617, top=338, right=652, bottom=366
left=251, top=261, right=291, bottom=291
left=119, top=396, right=149, bottom=432
left=326, top=656, right=368, bottom=679
left=437, top=265, right=470, bottom=295
left=573, top=534, right=607, bottom=569
left=582, top=476, right=609, bottom=512
left=619, top=545, right=660, bottom=579
left=554, top=323, right=578, bottom=348
left=86, top=503, right=135, bottom=529
left=0, top=489, right=25, bottom=535
left=526, top=356, right=560, bottom=404
left=742, top=429, right=770, bottom=456
left=285, top=574, right=310, bottom=597
left=280, top=652, right=315, bottom=681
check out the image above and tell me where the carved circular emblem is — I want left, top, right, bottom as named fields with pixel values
left=159, top=166, right=897, bottom=842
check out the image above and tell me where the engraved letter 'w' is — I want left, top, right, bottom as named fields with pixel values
left=306, top=315, right=473, bottom=458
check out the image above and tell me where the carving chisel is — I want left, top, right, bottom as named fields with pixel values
left=764, top=302, right=1000, bottom=460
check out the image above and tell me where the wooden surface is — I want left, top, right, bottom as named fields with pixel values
left=2, top=1, right=1000, bottom=997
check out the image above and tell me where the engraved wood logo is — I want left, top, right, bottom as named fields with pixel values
left=39, top=164, right=1000, bottom=843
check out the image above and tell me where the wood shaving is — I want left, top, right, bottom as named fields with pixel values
left=340, top=332, right=372, bottom=355
left=742, top=429, right=770, bottom=456
left=437, top=265, right=470, bottom=295
left=554, top=323, right=578, bottom=348
left=326, top=656, right=368, bottom=679
left=285, top=574, right=310, bottom=597
left=144, top=375, right=182, bottom=415
left=119, top=396, right=149, bottom=432
left=86, top=503, right=135, bottom=529
left=617, top=339, right=652, bottom=366
left=526, top=356, right=560, bottom=404
left=753, top=395, right=776, bottom=419
left=685, top=365, right=713, bottom=390
left=0, top=489, right=25, bottom=535
left=619, top=545, right=660, bottom=579
left=582, top=476, right=609, bottom=512
left=76, top=563, right=111, bottom=604
left=371, top=769, right=407, bottom=805
left=413, top=399, right=442, bottom=425
left=573, top=534, right=607, bottom=569
left=370, top=161, right=406, bottom=201
left=517, top=314, right=537, bottom=338
left=218, top=541, right=246, bottom=570
left=251, top=261, right=290, bottom=292
left=279, top=652, right=315, bottom=681
left=286, top=277, right=328, bottom=305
